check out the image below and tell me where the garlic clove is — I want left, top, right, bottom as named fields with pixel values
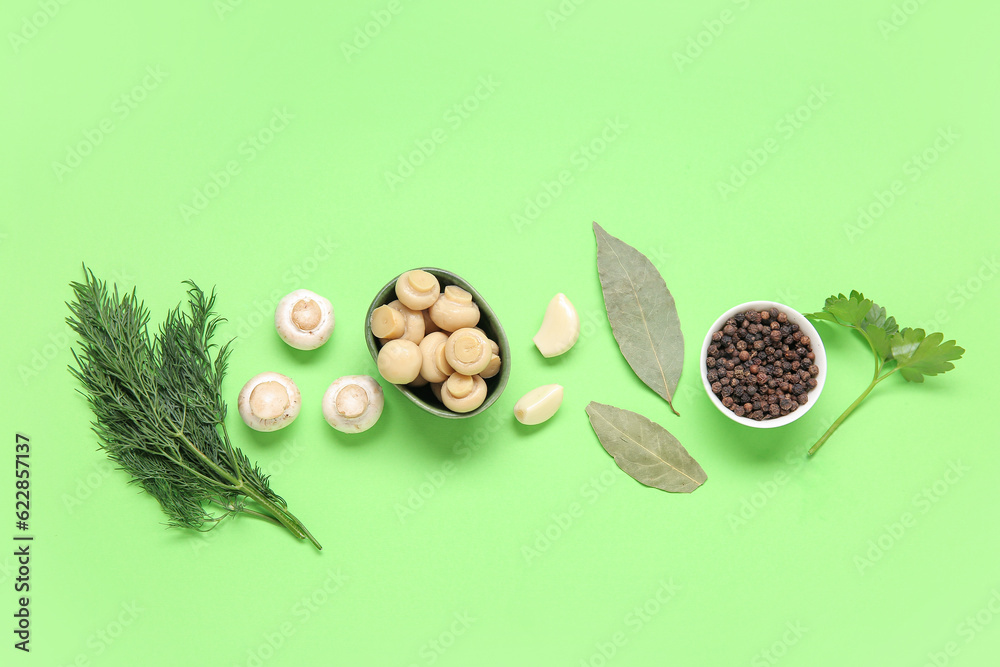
left=514, top=384, right=564, bottom=425
left=533, top=293, right=579, bottom=358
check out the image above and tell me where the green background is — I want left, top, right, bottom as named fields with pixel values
left=3, top=1, right=998, bottom=665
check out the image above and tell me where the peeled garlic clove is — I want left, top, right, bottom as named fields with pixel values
left=533, top=293, right=579, bottom=358
left=514, top=384, right=564, bottom=425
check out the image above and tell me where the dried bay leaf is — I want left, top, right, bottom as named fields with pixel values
left=593, top=222, right=683, bottom=415
left=585, top=402, right=706, bottom=493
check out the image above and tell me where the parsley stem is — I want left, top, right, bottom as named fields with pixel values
left=808, top=368, right=895, bottom=457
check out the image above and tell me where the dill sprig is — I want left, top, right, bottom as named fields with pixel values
left=67, top=267, right=321, bottom=550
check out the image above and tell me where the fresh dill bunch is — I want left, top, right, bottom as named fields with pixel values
left=66, top=267, right=321, bottom=550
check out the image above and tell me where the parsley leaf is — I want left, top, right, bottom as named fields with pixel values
left=804, top=292, right=964, bottom=456
left=891, top=328, right=965, bottom=383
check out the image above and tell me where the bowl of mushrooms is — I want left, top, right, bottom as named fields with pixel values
left=365, top=268, right=510, bottom=418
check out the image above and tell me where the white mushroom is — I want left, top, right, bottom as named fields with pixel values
left=370, top=304, right=406, bottom=340
left=479, top=352, right=502, bottom=379
left=421, top=308, right=441, bottom=335
left=383, top=300, right=425, bottom=344
left=428, top=285, right=480, bottom=332
left=322, top=375, right=384, bottom=433
left=395, top=269, right=441, bottom=311
left=275, top=289, right=335, bottom=350
left=377, top=338, right=422, bottom=384
left=418, top=331, right=452, bottom=383
left=444, top=328, right=493, bottom=376
left=440, top=373, right=488, bottom=413
left=237, top=372, right=301, bottom=431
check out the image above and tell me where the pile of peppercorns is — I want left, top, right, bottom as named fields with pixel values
left=705, top=307, right=819, bottom=421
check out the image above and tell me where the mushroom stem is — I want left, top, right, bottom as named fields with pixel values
left=336, top=384, right=369, bottom=419
left=291, top=298, right=323, bottom=331
left=249, top=381, right=290, bottom=419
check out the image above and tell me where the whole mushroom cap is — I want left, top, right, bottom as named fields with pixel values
left=395, top=270, right=441, bottom=311
left=323, top=375, right=385, bottom=433
left=428, top=285, right=480, bottom=332
left=440, top=374, right=488, bottom=413
left=275, top=289, right=335, bottom=350
left=237, top=372, right=302, bottom=431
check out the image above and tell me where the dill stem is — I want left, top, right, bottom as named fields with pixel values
left=171, top=425, right=322, bottom=550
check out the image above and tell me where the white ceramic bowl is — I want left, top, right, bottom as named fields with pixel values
left=700, top=301, right=827, bottom=428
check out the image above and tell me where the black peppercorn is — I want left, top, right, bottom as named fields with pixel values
left=706, top=307, right=820, bottom=421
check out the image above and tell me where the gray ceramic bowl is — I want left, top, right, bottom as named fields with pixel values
left=701, top=301, right=827, bottom=428
left=365, top=268, right=511, bottom=419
